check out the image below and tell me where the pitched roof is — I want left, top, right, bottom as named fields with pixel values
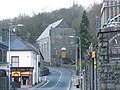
left=0, top=42, right=8, bottom=49
left=10, top=35, right=38, bottom=53
left=37, top=19, right=63, bottom=41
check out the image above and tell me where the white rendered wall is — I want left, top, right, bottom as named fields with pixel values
left=7, top=51, right=38, bottom=85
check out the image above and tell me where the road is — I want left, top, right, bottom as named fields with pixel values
left=29, top=67, right=72, bottom=90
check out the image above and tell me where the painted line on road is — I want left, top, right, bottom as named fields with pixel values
left=40, top=80, right=50, bottom=88
left=48, top=69, right=62, bottom=90
left=67, top=80, right=72, bottom=90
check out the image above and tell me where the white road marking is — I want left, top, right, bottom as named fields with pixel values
left=115, top=39, right=118, bottom=44
left=48, top=69, right=62, bottom=90
left=40, top=80, right=50, bottom=88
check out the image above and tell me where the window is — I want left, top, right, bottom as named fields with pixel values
left=44, top=43, right=47, bottom=53
left=41, top=44, right=43, bottom=53
left=38, top=62, right=40, bottom=67
left=111, top=7, right=113, bottom=18
left=0, top=49, right=2, bottom=62
left=107, top=8, right=109, bottom=20
left=111, top=1, right=113, bottom=5
left=119, top=6, right=120, bottom=14
left=3, top=50, right=7, bottom=62
left=47, top=42, right=49, bottom=53
left=11, top=56, right=19, bottom=67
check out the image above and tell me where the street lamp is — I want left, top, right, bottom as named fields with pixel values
left=69, top=36, right=81, bottom=76
left=69, top=35, right=82, bottom=89
left=8, top=24, right=23, bottom=90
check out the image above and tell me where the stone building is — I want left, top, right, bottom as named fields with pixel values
left=97, top=25, right=120, bottom=90
left=0, top=43, right=8, bottom=90
left=101, top=0, right=120, bottom=27
left=97, top=0, right=120, bottom=89
left=0, top=29, right=8, bottom=73
left=37, top=19, right=76, bottom=65
left=0, top=29, right=9, bottom=90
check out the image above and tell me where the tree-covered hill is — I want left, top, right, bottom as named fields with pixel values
left=0, top=3, right=102, bottom=44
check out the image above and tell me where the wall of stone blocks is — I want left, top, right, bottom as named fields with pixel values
left=97, top=27, right=120, bottom=90
left=0, top=76, right=8, bottom=90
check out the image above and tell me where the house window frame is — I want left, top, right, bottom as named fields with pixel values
left=3, top=49, right=7, bottom=62
left=47, top=42, right=49, bottom=54
left=0, top=49, right=2, bottom=62
left=11, top=56, right=19, bottom=67
left=44, top=42, right=47, bottom=54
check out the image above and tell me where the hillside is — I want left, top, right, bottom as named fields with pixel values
left=0, top=3, right=102, bottom=44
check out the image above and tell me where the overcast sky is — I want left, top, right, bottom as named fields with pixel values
left=0, top=0, right=102, bottom=20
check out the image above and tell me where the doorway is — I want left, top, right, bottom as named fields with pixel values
left=13, top=76, right=20, bottom=88
left=22, top=76, right=29, bottom=85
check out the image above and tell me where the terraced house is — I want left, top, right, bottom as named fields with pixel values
left=1, top=29, right=42, bottom=89
left=8, top=35, right=40, bottom=88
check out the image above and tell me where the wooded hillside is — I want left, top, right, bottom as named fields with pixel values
left=0, top=3, right=102, bottom=44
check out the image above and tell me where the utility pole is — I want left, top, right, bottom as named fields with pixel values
left=75, top=44, right=78, bottom=75
left=69, top=36, right=81, bottom=89
left=92, top=51, right=97, bottom=90
left=79, top=37, right=82, bottom=90
left=89, top=43, right=94, bottom=90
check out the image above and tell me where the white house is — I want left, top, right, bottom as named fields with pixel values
left=7, top=35, right=40, bottom=88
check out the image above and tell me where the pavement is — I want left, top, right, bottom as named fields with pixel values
left=63, top=66, right=81, bottom=90
left=14, top=80, right=47, bottom=90
left=69, top=74, right=81, bottom=90
left=29, top=80, right=47, bottom=89
left=15, top=75, right=80, bottom=90
left=15, top=78, right=80, bottom=90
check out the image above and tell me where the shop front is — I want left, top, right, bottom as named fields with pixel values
left=11, top=67, right=34, bottom=88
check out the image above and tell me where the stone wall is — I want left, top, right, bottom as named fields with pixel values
left=50, top=28, right=76, bottom=64
left=0, top=69, right=8, bottom=90
left=97, top=27, right=120, bottom=90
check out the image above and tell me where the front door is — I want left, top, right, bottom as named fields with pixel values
left=13, top=76, right=20, bottom=88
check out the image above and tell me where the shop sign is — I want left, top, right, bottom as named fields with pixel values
left=12, top=72, right=20, bottom=76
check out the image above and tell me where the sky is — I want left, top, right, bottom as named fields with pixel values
left=0, top=0, right=102, bottom=20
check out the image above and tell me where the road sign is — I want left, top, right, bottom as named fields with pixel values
left=92, top=51, right=96, bottom=58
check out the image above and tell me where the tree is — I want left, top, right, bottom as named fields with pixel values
left=88, top=3, right=102, bottom=34
left=87, top=3, right=102, bottom=48
left=79, top=10, right=90, bottom=53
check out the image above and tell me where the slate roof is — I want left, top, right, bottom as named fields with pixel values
left=10, top=35, right=38, bottom=53
left=37, top=19, right=70, bottom=41
left=0, top=42, right=8, bottom=49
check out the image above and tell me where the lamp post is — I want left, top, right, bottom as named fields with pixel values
left=70, top=35, right=82, bottom=89
left=8, top=24, right=23, bottom=90
left=69, top=36, right=81, bottom=76
left=69, top=36, right=81, bottom=75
